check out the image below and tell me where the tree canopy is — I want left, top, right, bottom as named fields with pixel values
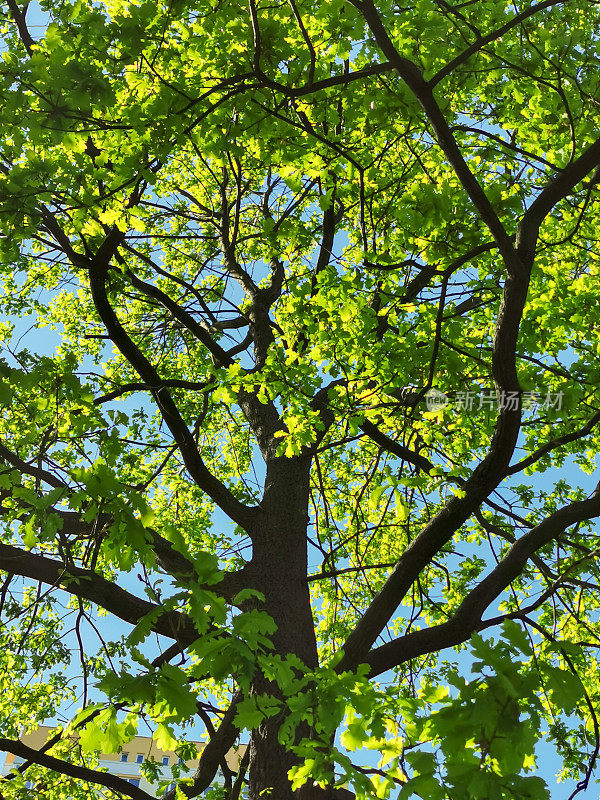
left=2, top=0, right=600, bottom=797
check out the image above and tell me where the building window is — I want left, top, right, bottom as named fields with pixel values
left=127, top=778, right=141, bottom=786
left=136, top=754, right=144, bottom=764
left=120, top=752, right=129, bottom=762
left=162, top=756, right=170, bottom=766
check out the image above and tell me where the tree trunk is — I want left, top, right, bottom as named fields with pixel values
left=246, top=456, right=320, bottom=799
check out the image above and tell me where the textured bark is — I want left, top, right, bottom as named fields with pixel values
left=247, top=457, right=319, bottom=800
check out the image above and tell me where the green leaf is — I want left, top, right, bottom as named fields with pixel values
left=540, top=665, right=584, bottom=713
left=22, top=517, right=38, bottom=549
left=340, top=721, right=368, bottom=750
left=154, top=722, right=178, bottom=752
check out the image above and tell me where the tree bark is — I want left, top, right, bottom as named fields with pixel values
left=247, top=456, right=319, bottom=799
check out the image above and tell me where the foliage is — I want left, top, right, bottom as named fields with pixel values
left=2, top=0, right=600, bottom=797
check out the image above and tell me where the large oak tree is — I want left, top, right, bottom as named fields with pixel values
left=2, top=0, right=600, bottom=797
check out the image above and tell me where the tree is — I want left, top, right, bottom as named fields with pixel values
left=2, top=0, right=600, bottom=797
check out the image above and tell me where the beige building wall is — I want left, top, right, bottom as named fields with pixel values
left=1, top=725, right=246, bottom=797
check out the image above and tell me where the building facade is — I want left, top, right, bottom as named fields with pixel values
left=1, top=725, right=245, bottom=796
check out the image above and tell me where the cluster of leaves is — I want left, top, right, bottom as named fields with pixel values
left=3, top=0, right=600, bottom=797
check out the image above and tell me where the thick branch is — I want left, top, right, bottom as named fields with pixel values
left=6, top=0, right=34, bottom=55
left=365, top=489, right=600, bottom=676
left=306, top=380, right=347, bottom=451
left=163, top=693, right=241, bottom=800
left=314, top=197, right=339, bottom=276
left=93, top=379, right=212, bottom=405
left=516, top=136, right=600, bottom=262
left=360, top=420, right=434, bottom=474
left=355, top=0, right=515, bottom=262
left=125, top=269, right=234, bottom=367
left=430, top=0, right=568, bottom=87
left=88, top=265, right=258, bottom=531
left=337, top=223, right=531, bottom=673
left=506, top=410, right=600, bottom=476
left=248, top=0, right=392, bottom=98
left=0, top=459, right=248, bottom=603
left=333, top=9, right=545, bottom=668
left=0, top=440, right=67, bottom=491
left=0, top=542, right=199, bottom=645
left=0, top=737, right=153, bottom=800
left=266, top=61, right=393, bottom=97
left=2, top=706, right=116, bottom=780
left=150, top=532, right=253, bottom=601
